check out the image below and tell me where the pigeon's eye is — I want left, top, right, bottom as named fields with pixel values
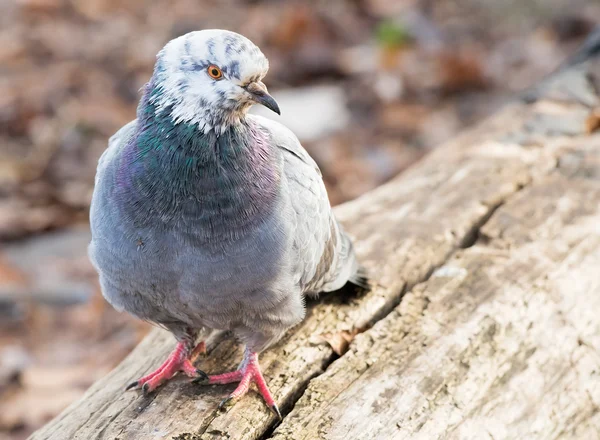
left=207, top=65, right=223, bottom=80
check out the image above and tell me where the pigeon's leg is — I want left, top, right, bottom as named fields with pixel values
left=190, top=341, right=207, bottom=360
left=126, top=338, right=208, bottom=394
left=195, top=347, right=281, bottom=418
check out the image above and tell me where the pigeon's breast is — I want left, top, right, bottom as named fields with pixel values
left=90, top=187, right=293, bottom=328
left=89, top=141, right=293, bottom=327
left=175, top=201, right=294, bottom=325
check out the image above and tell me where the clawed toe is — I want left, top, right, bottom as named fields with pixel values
left=271, top=403, right=282, bottom=420
left=125, top=381, right=139, bottom=391
left=124, top=340, right=208, bottom=395
left=218, top=396, right=237, bottom=412
left=125, top=379, right=158, bottom=394
left=192, top=370, right=210, bottom=384
left=216, top=391, right=281, bottom=420
left=200, top=349, right=279, bottom=416
left=195, top=369, right=209, bottom=381
left=141, top=382, right=153, bottom=395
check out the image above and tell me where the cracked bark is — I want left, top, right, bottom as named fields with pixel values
left=31, top=37, right=600, bottom=440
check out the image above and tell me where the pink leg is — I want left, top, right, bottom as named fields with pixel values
left=205, top=369, right=243, bottom=385
left=190, top=341, right=207, bottom=361
left=195, top=348, right=281, bottom=418
left=126, top=340, right=207, bottom=394
left=181, top=359, right=203, bottom=377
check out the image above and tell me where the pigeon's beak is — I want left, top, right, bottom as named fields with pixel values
left=245, top=81, right=280, bottom=115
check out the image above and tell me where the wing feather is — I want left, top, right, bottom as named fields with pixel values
left=249, top=115, right=359, bottom=295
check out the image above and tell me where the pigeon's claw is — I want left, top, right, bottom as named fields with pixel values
left=270, top=404, right=283, bottom=420
left=125, top=340, right=207, bottom=394
left=200, top=349, right=279, bottom=418
left=181, top=359, right=208, bottom=379
left=218, top=395, right=238, bottom=411
left=125, top=380, right=140, bottom=391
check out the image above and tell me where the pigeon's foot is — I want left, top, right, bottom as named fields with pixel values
left=126, top=340, right=207, bottom=394
left=195, top=348, right=281, bottom=419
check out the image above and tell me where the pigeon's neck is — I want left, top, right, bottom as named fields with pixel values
left=116, top=84, right=280, bottom=236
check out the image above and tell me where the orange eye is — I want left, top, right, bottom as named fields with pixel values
left=207, top=65, right=223, bottom=79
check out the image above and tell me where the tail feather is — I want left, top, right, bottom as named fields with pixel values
left=349, top=265, right=371, bottom=290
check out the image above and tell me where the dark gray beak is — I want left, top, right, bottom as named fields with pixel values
left=245, top=81, right=280, bottom=115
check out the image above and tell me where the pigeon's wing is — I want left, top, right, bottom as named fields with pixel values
left=250, top=115, right=361, bottom=295
left=94, top=119, right=138, bottom=186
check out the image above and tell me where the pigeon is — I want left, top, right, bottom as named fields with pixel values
left=88, top=29, right=367, bottom=418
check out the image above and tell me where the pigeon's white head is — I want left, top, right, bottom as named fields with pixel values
left=149, top=29, right=279, bottom=134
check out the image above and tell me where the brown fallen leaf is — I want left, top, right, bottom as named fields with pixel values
left=0, top=252, right=30, bottom=301
left=316, top=328, right=365, bottom=356
left=585, top=108, right=600, bottom=134
left=437, top=49, right=488, bottom=94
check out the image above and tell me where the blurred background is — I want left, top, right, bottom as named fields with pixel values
left=0, top=0, right=598, bottom=438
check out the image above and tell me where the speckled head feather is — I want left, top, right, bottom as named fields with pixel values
left=149, top=29, right=271, bottom=133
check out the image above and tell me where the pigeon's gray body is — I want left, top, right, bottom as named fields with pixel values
left=90, top=108, right=360, bottom=352
left=89, top=30, right=363, bottom=354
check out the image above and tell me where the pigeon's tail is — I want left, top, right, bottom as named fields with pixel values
left=349, top=264, right=371, bottom=291
left=318, top=227, right=371, bottom=294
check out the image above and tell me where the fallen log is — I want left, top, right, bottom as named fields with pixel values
left=31, top=31, right=600, bottom=440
